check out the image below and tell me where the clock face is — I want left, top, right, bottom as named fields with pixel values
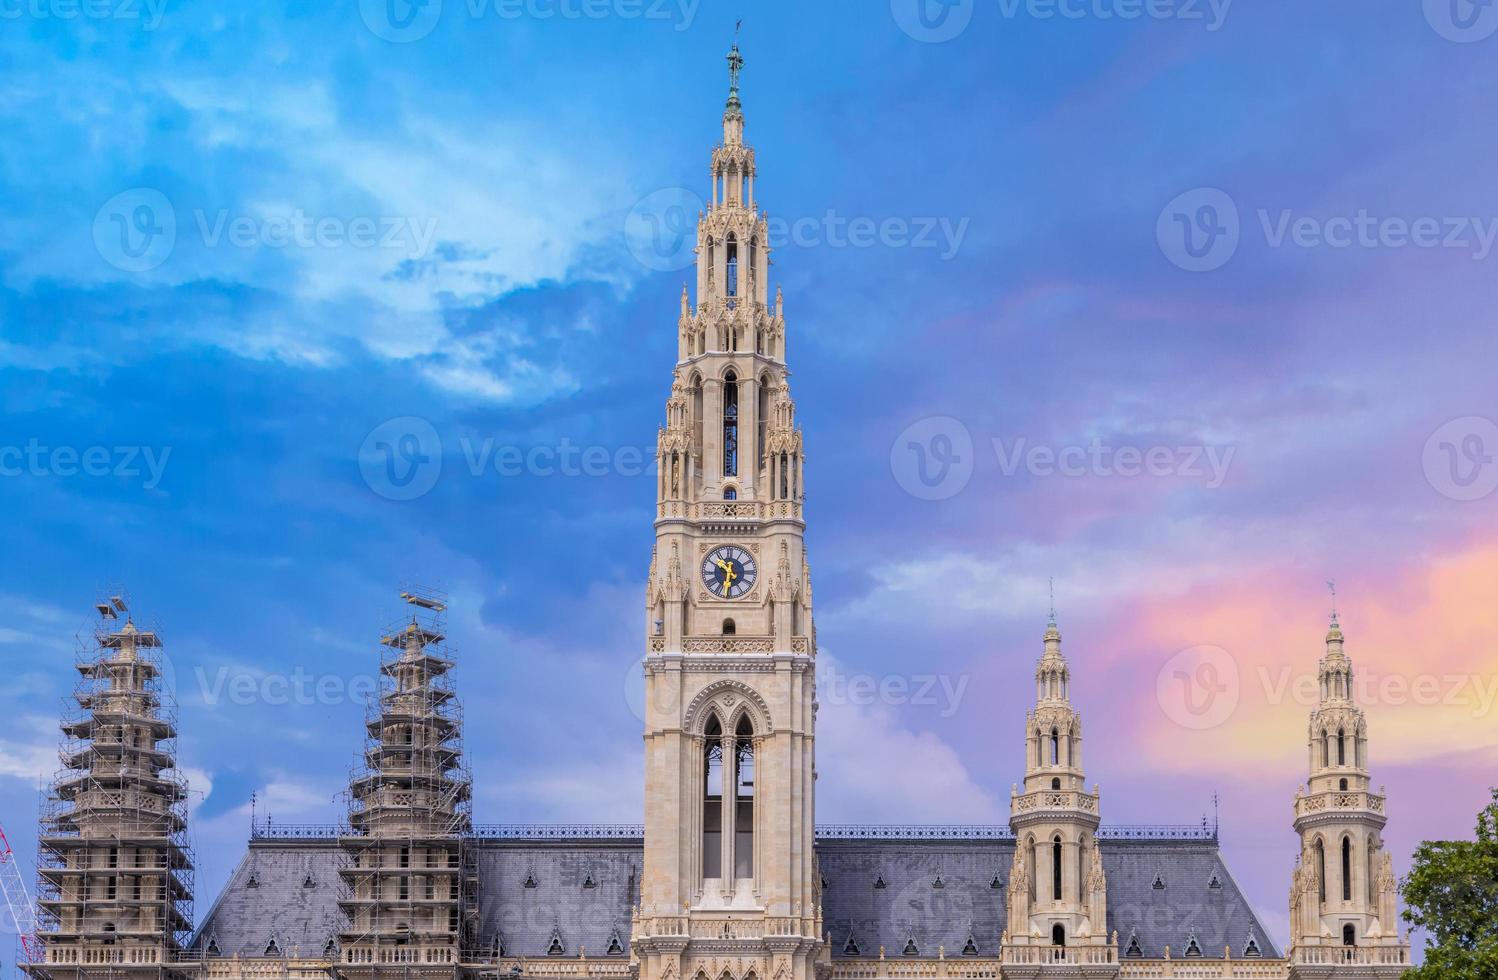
left=702, top=545, right=757, bottom=600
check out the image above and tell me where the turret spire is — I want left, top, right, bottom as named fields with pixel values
left=1289, top=613, right=1408, bottom=961
left=723, top=42, right=745, bottom=144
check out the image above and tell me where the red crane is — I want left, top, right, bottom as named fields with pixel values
left=0, top=822, right=42, bottom=967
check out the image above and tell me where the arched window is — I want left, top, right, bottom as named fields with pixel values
left=1051, top=778, right=1061, bottom=790
left=726, top=235, right=739, bottom=297
left=1315, top=839, right=1327, bottom=904
left=691, top=375, right=704, bottom=448
left=703, top=716, right=723, bottom=879
left=1050, top=729, right=1060, bottom=766
left=1340, top=778, right=1348, bottom=791
left=1035, top=732, right=1044, bottom=768
left=723, top=487, right=737, bottom=500
left=723, top=373, right=739, bottom=477
left=734, top=715, right=755, bottom=877
left=1052, top=836, right=1063, bottom=902
left=757, top=377, right=770, bottom=469
left=1338, top=729, right=1346, bottom=766
left=1078, top=837, right=1088, bottom=898
left=1051, top=924, right=1065, bottom=948
left=722, top=619, right=736, bottom=636
left=1026, top=836, right=1037, bottom=902
left=1342, top=837, right=1353, bottom=902
left=1343, top=924, right=1356, bottom=947
left=779, top=451, right=790, bottom=500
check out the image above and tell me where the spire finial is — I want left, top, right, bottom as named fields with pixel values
left=1326, top=579, right=1338, bottom=626
left=725, top=34, right=745, bottom=118
left=1047, top=577, right=1057, bottom=626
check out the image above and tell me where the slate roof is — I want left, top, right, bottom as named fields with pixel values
left=192, top=842, right=346, bottom=959
left=194, top=835, right=1278, bottom=962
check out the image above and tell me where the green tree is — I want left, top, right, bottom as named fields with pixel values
left=1402, top=788, right=1498, bottom=979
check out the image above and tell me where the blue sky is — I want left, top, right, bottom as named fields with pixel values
left=3, top=0, right=1498, bottom=962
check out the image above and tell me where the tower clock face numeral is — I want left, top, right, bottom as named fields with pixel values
left=702, top=545, right=757, bottom=599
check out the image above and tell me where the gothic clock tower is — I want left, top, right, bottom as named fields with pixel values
left=634, top=42, right=824, bottom=980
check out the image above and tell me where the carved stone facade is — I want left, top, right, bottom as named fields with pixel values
left=24, top=42, right=1418, bottom=980
left=1003, top=621, right=1112, bottom=978
left=636, top=41, right=822, bottom=980
left=1285, top=616, right=1409, bottom=979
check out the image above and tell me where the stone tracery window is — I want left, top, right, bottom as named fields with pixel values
left=1342, top=836, right=1353, bottom=903
left=723, top=372, right=739, bottom=478
left=734, top=715, right=755, bottom=878
left=1052, top=836, right=1063, bottom=902
left=726, top=235, right=739, bottom=297
left=703, top=715, right=723, bottom=879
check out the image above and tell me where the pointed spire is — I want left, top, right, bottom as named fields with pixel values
left=723, top=40, right=745, bottom=144
left=1039, top=605, right=1066, bottom=676
left=1325, top=578, right=1344, bottom=645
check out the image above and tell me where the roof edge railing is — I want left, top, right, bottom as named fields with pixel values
left=251, top=820, right=1217, bottom=843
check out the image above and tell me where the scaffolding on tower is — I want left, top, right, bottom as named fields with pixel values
left=336, top=586, right=475, bottom=978
left=24, top=595, right=195, bottom=980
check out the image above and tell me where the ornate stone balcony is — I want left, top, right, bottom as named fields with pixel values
left=1002, top=945, right=1116, bottom=966
left=656, top=500, right=803, bottom=523
left=631, top=915, right=819, bottom=941
left=1294, top=789, right=1386, bottom=818
left=1290, top=944, right=1409, bottom=966
left=1011, top=789, right=1100, bottom=819
left=44, top=945, right=166, bottom=966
